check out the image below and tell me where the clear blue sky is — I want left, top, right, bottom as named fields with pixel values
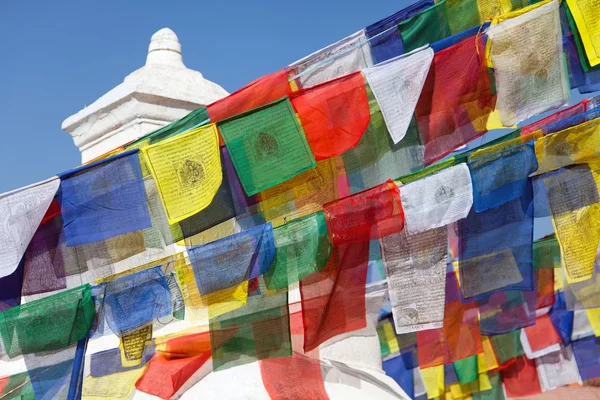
left=0, top=0, right=413, bottom=193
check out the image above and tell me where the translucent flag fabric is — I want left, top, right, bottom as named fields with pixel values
left=486, top=0, right=569, bottom=127
left=259, top=354, right=329, bottom=400
left=365, top=0, right=434, bottom=64
left=291, top=72, right=371, bottom=160
left=565, top=0, right=600, bottom=67
left=142, top=124, right=222, bottom=224
left=323, top=180, right=404, bottom=246
left=501, top=355, right=542, bottom=397
left=89, top=346, right=154, bottom=377
left=383, top=352, right=417, bottom=399
left=542, top=164, right=600, bottom=283
left=535, top=345, right=581, bottom=391
left=381, top=227, right=447, bottom=333
left=573, top=336, right=600, bottom=380
left=549, top=291, right=574, bottom=345
left=288, top=30, right=373, bottom=89
left=363, top=46, right=434, bottom=144
left=489, top=330, right=524, bottom=367
left=102, top=267, right=172, bottom=334
left=520, top=100, right=588, bottom=136
left=522, top=314, right=562, bottom=357
left=414, top=34, right=496, bottom=165
left=207, top=69, right=292, bottom=123
left=0, top=177, right=59, bottom=278
left=534, top=115, right=600, bottom=176
left=264, top=212, right=332, bottom=290
left=400, top=163, right=473, bottom=234
left=218, top=97, right=316, bottom=196
left=188, top=223, right=275, bottom=295
left=58, top=150, right=151, bottom=246
left=83, top=366, right=146, bottom=400
left=0, top=284, right=94, bottom=358
left=209, top=289, right=291, bottom=371
left=469, top=143, right=538, bottom=213
left=143, top=107, right=209, bottom=145
left=545, top=106, right=600, bottom=136
left=341, top=85, right=424, bottom=193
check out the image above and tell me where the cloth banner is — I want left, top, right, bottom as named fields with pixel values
left=380, top=226, right=447, bottom=333
left=545, top=106, right=600, bottom=136
left=520, top=100, right=588, bottom=136
left=501, top=355, right=542, bottom=397
left=264, top=212, right=332, bottom=290
left=489, top=330, right=524, bottom=367
left=142, top=124, right=222, bottom=224
left=383, top=351, right=418, bottom=399
left=414, top=34, right=496, bottom=165
left=0, top=177, right=59, bottom=278
left=549, top=291, right=575, bottom=345
left=291, top=72, right=371, bottom=160
left=400, top=163, right=473, bottom=234
left=565, top=0, right=600, bottom=67
left=218, top=97, right=316, bottom=196
left=521, top=314, right=562, bottom=358
left=188, top=223, right=275, bottom=295
left=478, top=289, right=537, bottom=335
left=363, top=46, right=434, bottom=144
left=486, top=0, right=569, bottom=126
left=535, top=345, right=582, bottom=391
left=259, top=354, right=329, bottom=400
left=572, top=336, right=600, bottom=380
left=288, top=30, right=374, bottom=89
left=58, top=150, right=151, bottom=247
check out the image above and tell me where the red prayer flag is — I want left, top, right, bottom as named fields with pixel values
left=536, top=267, right=555, bottom=310
left=520, top=100, right=588, bottom=136
left=40, top=199, right=61, bottom=225
left=291, top=72, right=371, bottom=160
left=207, top=69, right=293, bottom=123
left=523, top=314, right=561, bottom=352
left=260, top=355, right=329, bottom=400
left=414, top=35, right=495, bottom=165
left=501, top=356, right=542, bottom=398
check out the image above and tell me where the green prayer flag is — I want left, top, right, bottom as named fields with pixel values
left=218, top=97, right=316, bottom=196
left=265, top=212, right=332, bottom=290
left=489, top=330, right=524, bottom=365
left=453, top=355, right=479, bottom=385
left=0, top=372, right=35, bottom=400
left=533, top=236, right=561, bottom=270
left=472, top=372, right=505, bottom=400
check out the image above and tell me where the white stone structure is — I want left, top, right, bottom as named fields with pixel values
left=62, top=28, right=228, bottom=163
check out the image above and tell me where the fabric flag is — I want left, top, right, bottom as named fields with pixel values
left=323, top=180, right=404, bottom=246
left=469, top=143, right=538, bottom=213
left=486, top=0, right=569, bottom=127
left=535, top=345, right=582, bottom=391
left=400, top=163, right=473, bottom=234
left=479, top=336, right=499, bottom=372
left=377, top=319, right=401, bottom=357
left=472, top=372, right=505, bottom=400
left=520, top=100, right=589, bottom=136
left=453, top=356, right=478, bottom=385
left=0, top=177, right=59, bottom=278
left=0, top=284, right=94, bottom=358
left=58, top=150, right=151, bottom=246
left=563, top=249, right=600, bottom=310
left=534, top=113, right=600, bottom=176
left=542, top=164, right=600, bottom=283
left=207, top=69, right=292, bottom=123
left=83, top=366, right=147, bottom=399
left=383, top=352, right=417, bottom=399
left=341, top=85, right=424, bottom=193
left=291, top=72, right=371, bottom=160
left=549, top=291, right=575, bottom=345
left=362, top=46, right=434, bottom=144
left=489, top=330, right=524, bottom=368
left=572, top=336, right=600, bottom=380
left=545, top=106, right=600, bottom=137
left=260, top=354, right=329, bottom=400
left=142, top=124, right=222, bottom=224
left=532, top=237, right=557, bottom=310
left=218, top=97, right=316, bottom=196
left=89, top=346, right=154, bottom=377
left=209, top=288, right=291, bottom=371
left=501, top=355, right=542, bottom=397
left=478, top=289, right=537, bottom=335
left=565, top=0, right=600, bottom=67
left=188, top=223, right=275, bottom=295
left=419, top=365, right=444, bottom=399
left=365, top=0, right=434, bottom=64
left=102, top=267, right=172, bottom=334
left=264, top=212, right=332, bottom=290
left=135, top=331, right=212, bottom=399
left=145, top=107, right=209, bottom=145
left=521, top=315, right=562, bottom=358
left=414, top=34, right=496, bottom=165
left=416, top=272, right=482, bottom=368
left=288, top=30, right=374, bottom=89
left=380, top=226, right=447, bottom=333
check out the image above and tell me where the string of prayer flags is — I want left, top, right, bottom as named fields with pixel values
left=323, top=180, right=403, bottom=246
left=380, top=226, right=447, bottom=334
left=0, top=177, right=59, bottom=278
left=291, top=72, right=371, bottom=160
left=207, top=69, right=292, bottom=123
left=188, top=223, right=275, bottom=295
left=363, top=46, right=434, bottom=144
left=365, top=0, right=434, bottom=64
left=541, top=164, right=600, bottom=283
left=209, top=288, right=291, bottom=371
left=264, top=212, right=332, bottom=290
left=400, top=163, right=473, bottom=234
left=501, top=355, right=543, bottom=397
left=58, top=150, right=151, bottom=247
left=414, top=33, right=496, bottom=165
left=520, top=100, right=589, bottom=136
left=545, top=106, right=600, bottom=137
left=102, top=267, right=172, bottom=334
left=341, top=86, right=424, bottom=193
left=142, top=124, right=222, bottom=224
left=288, top=30, right=373, bottom=89
left=0, top=284, right=94, bottom=358
left=485, top=0, right=570, bottom=127
left=218, top=97, right=316, bottom=196
left=565, top=0, right=600, bottom=67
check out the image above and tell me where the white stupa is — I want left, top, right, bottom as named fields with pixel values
left=62, top=28, right=229, bottom=163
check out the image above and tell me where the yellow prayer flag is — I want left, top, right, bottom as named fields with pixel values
left=143, top=124, right=222, bottom=224
left=586, top=308, right=600, bottom=336
left=449, top=372, right=492, bottom=399
left=478, top=336, right=499, bottom=372
left=421, top=366, right=445, bottom=399
left=565, top=0, right=600, bottom=67
left=82, top=367, right=147, bottom=400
